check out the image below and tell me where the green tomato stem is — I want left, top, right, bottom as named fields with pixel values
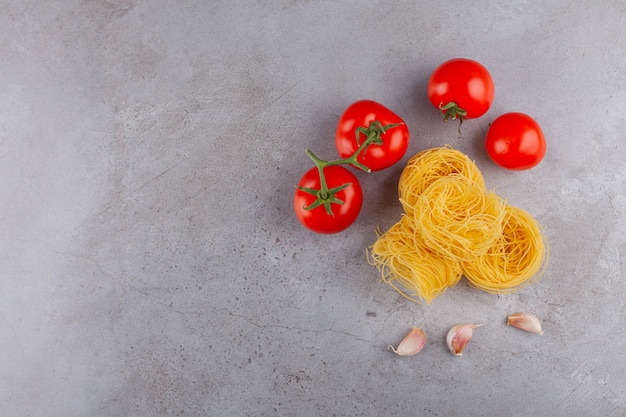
left=438, top=102, right=467, bottom=137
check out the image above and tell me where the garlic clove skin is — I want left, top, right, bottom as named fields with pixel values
left=446, top=324, right=482, bottom=356
left=507, top=312, right=544, bottom=335
left=389, top=327, right=426, bottom=356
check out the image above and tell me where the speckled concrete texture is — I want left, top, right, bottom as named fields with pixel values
left=1, top=1, right=625, bottom=416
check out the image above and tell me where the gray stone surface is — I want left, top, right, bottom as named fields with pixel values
left=1, top=1, right=625, bottom=416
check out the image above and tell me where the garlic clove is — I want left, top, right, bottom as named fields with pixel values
left=389, top=327, right=426, bottom=356
left=446, top=324, right=482, bottom=356
left=507, top=312, right=544, bottom=335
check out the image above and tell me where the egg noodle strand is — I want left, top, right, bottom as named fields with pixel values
left=369, top=146, right=548, bottom=303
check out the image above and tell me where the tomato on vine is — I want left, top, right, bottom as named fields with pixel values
left=427, top=58, right=495, bottom=130
left=485, top=112, right=546, bottom=170
left=335, top=100, right=410, bottom=172
left=294, top=100, right=408, bottom=234
left=294, top=165, right=363, bottom=234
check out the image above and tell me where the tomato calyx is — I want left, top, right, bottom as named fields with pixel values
left=438, top=102, right=468, bottom=136
left=298, top=178, right=351, bottom=216
left=299, top=120, right=403, bottom=216
left=354, top=121, right=402, bottom=160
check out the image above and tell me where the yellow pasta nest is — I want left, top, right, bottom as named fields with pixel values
left=369, top=146, right=548, bottom=303
left=399, top=146, right=486, bottom=214
left=462, top=205, right=547, bottom=293
left=412, top=174, right=506, bottom=261
left=368, top=215, right=463, bottom=304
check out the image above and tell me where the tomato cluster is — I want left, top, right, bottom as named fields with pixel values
left=427, top=58, right=546, bottom=170
left=294, top=100, right=410, bottom=234
left=295, top=58, right=547, bottom=234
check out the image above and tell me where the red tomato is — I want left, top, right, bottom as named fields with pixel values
left=485, top=112, right=546, bottom=170
left=335, top=100, right=409, bottom=172
left=294, top=165, right=363, bottom=233
left=427, top=58, right=495, bottom=120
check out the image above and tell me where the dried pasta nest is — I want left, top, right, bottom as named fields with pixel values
left=368, top=215, right=463, bottom=304
left=411, top=174, right=506, bottom=262
left=369, top=146, right=548, bottom=303
left=462, top=205, right=548, bottom=293
left=399, top=146, right=486, bottom=215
